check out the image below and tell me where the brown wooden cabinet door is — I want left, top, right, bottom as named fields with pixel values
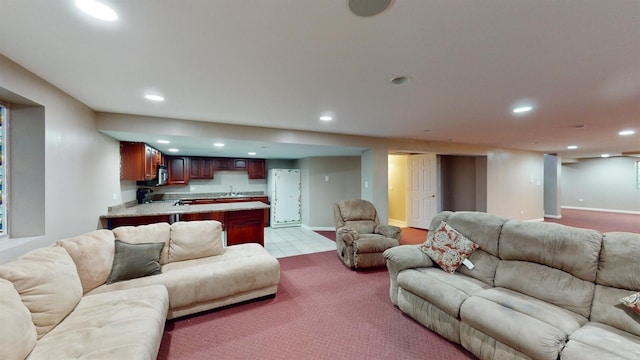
left=121, top=142, right=163, bottom=181
left=167, top=156, right=189, bottom=185
left=179, top=211, right=224, bottom=225
left=214, top=158, right=232, bottom=170
left=226, top=209, right=265, bottom=246
left=248, top=159, right=266, bottom=179
left=189, top=157, right=214, bottom=179
left=233, top=159, right=248, bottom=169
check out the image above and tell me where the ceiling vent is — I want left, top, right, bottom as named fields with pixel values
left=349, top=0, right=393, bottom=17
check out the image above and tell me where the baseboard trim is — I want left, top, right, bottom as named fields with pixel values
left=388, top=218, right=407, bottom=228
left=303, top=225, right=335, bottom=231
left=524, top=218, right=545, bottom=222
left=544, top=214, right=563, bottom=219
left=562, top=206, right=640, bottom=215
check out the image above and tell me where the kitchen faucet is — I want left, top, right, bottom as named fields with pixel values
left=228, top=185, right=234, bottom=196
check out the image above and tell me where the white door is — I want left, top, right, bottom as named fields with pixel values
left=407, top=153, right=438, bottom=229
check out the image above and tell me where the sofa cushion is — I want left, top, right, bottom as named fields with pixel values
left=106, top=240, right=164, bottom=284
left=354, top=234, right=399, bottom=254
left=596, top=232, right=640, bottom=290
left=397, top=267, right=490, bottom=318
left=337, top=199, right=377, bottom=221
left=591, top=285, right=640, bottom=338
left=113, top=222, right=170, bottom=264
left=169, top=220, right=223, bottom=262
left=435, top=211, right=506, bottom=257
left=0, top=278, right=37, bottom=360
left=420, top=221, right=478, bottom=274
left=495, top=260, right=595, bottom=318
left=499, top=220, right=602, bottom=282
left=57, top=229, right=115, bottom=293
left=0, top=247, right=83, bottom=339
left=460, top=288, right=586, bottom=360
left=562, top=322, right=640, bottom=360
left=27, top=285, right=169, bottom=360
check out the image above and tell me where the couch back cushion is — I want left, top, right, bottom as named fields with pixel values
left=429, top=211, right=506, bottom=286
left=57, top=229, right=115, bottom=293
left=0, top=247, right=83, bottom=339
left=591, top=232, right=640, bottom=333
left=0, top=278, right=37, bottom=360
left=169, top=220, right=224, bottom=262
left=113, top=222, right=171, bottom=264
left=496, top=221, right=602, bottom=318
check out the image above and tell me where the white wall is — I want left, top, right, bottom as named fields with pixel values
left=562, top=156, right=640, bottom=212
left=0, top=54, right=121, bottom=263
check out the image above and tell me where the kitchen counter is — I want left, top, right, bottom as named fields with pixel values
left=101, top=201, right=270, bottom=219
left=101, top=201, right=271, bottom=246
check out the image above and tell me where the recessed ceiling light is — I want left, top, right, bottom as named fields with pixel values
left=157, top=140, right=170, bottom=144
left=512, top=106, right=533, bottom=114
left=213, top=143, right=225, bottom=147
left=145, top=94, right=164, bottom=102
left=391, top=76, right=412, bottom=85
left=567, top=145, right=578, bottom=150
left=75, top=0, right=118, bottom=21
left=168, top=148, right=179, bottom=152
left=619, top=130, right=636, bottom=136
left=320, top=115, right=333, bottom=121
left=601, top=154, right=610, bottom=158
left=248, top=152, right=257, bottom=156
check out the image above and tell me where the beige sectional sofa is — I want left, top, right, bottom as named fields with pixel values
left=384, top=211, right=640, bottom=360
left=0, top=220, right=280, bottom=360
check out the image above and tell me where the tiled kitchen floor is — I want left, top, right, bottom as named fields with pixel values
left=262, top=226, right=336, bottom=258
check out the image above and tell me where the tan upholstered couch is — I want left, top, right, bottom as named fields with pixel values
left=384, top=211, right=640, bottom=360
left=0, top=220, right=280, bottom=360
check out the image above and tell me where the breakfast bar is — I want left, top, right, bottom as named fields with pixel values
left=100, top=201, right=270, bottom=246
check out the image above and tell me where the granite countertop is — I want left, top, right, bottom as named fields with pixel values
left=101, top=201, right=270, bottom=219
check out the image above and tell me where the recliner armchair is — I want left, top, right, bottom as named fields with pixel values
left=333, top=199, right=401, bottom=269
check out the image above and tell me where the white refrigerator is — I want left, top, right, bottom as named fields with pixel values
left=268, top=169, right=301, bottom=228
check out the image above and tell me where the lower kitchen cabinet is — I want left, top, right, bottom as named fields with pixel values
left=225, top=209, right=265, bottom=246
left=107, top=215, right=173, bottom=229
left=178, top=211, right=225, bottom=224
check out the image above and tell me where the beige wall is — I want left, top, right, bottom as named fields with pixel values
left=388, top=154, right=407, bottom=223
left=0, top=54, right=121, bottom=263
left=486, top=149, right=544, bottom=220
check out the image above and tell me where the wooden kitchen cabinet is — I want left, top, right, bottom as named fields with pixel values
left=120, top=142, right=163, bottom=181
left=107, top=214, right=173, bottom=229
left=247, top=159, right=266, bottom=179
left=179, top=211, right=225, bottom=224
left=167, top=156, right=189, bottom=185
left=233, top=159, right=248, bottom=169
left=189, top=157, right=214, bottom=179
left=214, top=158, right=233, bottom=170
left=226, top=209, right=265, bottom=246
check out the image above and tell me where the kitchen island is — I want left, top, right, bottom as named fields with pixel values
left=100, top=201, right=270, bottom=246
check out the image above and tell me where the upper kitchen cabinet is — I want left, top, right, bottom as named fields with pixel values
left=167, top=156, right=189, bottom=185
left=120, top=142, right=163, bottom=181
left=189, top=157, right=214, bottom=179
left=248, top=159, right=266, bottom=179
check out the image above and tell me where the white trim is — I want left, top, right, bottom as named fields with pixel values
left=561, top=206, right=640, bottom=216
left=544, top=214, right=563, bottom=219
left=524, top=218, right=545, bottom=222
left=388, top=218, right=407, bottom=228
left=302, top=225, right=335, bottom=231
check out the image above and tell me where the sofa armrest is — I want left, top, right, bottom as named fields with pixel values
left=383, top=245, right=433, bottom=272
left=375, top=224, right=402, bottom=240
left=336, top=227, right=359, bottom=246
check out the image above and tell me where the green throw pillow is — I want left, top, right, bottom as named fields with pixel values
left=106, top=240, right=164, bottom=284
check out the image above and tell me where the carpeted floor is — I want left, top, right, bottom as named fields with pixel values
left=158, top=250, right=474, bottom=360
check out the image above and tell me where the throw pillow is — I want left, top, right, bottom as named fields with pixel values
left=420, top=221, right=479, bottom=274
left=106, top=240, right=164, bottom=284
left=620, top=292, right=640, bottom=315
left=0, top=247, right=83, bottom=339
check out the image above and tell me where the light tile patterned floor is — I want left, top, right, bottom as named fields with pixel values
left=262, top=226, right=336, bottom=258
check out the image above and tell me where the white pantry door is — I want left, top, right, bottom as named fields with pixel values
left=406, top=153, right=438, bottom=229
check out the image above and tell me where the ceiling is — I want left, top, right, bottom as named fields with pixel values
left=1, top=1, right=639, bottom=159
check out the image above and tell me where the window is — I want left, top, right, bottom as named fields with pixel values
left=0, top=103, right=6, bottom=236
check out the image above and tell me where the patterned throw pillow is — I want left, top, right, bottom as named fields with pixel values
left=620, top=292, right=640, bottom=314
left=420, top=221, right=479, bottom=274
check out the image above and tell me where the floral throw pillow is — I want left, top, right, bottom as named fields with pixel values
left=620, top=292, right=640, bottom=315
left=420, top=221, right=479, bottom=274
